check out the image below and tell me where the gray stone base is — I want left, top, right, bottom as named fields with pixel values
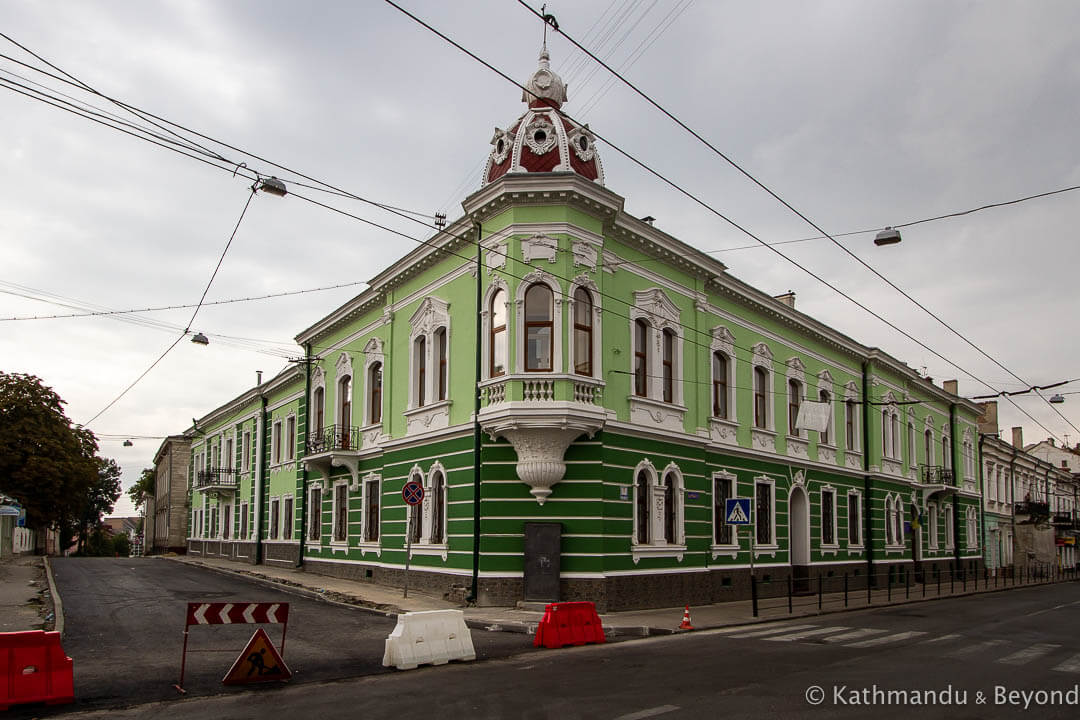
left=186, top=539, right=258, bottom=565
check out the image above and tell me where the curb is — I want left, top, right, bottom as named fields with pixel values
left=43, top=556, right=64, bottom=637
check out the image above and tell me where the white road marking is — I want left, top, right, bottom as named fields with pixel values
left=1052, top=653, right=1080, bottom=674
left=764, top=626, right=850, bottom=642
left=922, top=633, right=962, bottom=644
left=727, top=624, right=818, bottom=638
left=845, top=631, right=927, bottom=648
left=613, top=704, right=680, bottom=720
left=945, top=639, right=1007, bottom=658
left=997, top=643, right=1061, bottom=666
left=821, top=628, right=889, bottom=643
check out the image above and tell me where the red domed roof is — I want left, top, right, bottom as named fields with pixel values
left=483, top=48, right=604, bottom=187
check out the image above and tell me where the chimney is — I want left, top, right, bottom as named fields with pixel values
left=1011, top=426, right=1024, bottom=449
left=256, top=370, right=263, bottom=385
left=943, top=379, right=958, bottom=395
left=977, top=401, right=999, bottom=436
left=1049, top=437, right=1055, bottom=447
left=774, top=291, right=796, bottom=308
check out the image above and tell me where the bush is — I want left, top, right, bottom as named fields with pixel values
left=112, top=533, right=131, bottom=557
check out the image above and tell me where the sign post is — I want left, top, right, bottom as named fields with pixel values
left=724, top=498, right=754, bottom=609
left=401, top=480, right=425, bottom=599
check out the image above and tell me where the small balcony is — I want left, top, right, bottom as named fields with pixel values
left=306, top=424, right=360, bottom=455
left=921, top=466, right=955, bottom=485
left=195, top=468, right=237, bottom=493
left=1015, top=501, right=1051, bottom=518
left=1052, top=513, right=1074, bottom=527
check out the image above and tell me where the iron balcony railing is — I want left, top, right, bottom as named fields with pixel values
left=1015, top=501, right=1051, bottom=518
left=195, top=467, right=238, bottom=490
left=306, top=424, right=360, bottom=455
left=1052, top=513, right=1075, bottom=526
left=921, top=466, right=955, bottom=485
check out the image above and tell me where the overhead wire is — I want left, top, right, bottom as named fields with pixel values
left=515, top=0, right=1078, bottom=439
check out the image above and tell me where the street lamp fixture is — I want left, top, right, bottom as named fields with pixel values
left=191, top=332, right=210, bottom=345
left=123, top=439, right=134, bottom=447
left=257, top=176, right=287, bottom=197
left=1050, top=394, right=1065, bottom=404
left=874, top=227, right=902, bottom=246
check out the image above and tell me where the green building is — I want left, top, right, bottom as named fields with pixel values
left=185, top=49, right=984, bottom=610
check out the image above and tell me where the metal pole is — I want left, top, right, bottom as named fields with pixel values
left=404, top=506, right=412, bottom=599
left=844, top=573, right=849, bottom=607
left=175, top=627, right=190, bottom=694
left=818, top=574, right=823, bottom=611
left=751, top=575, right=758, bottom=617
left=469, top=222, right=483, bottom=604
left=788, top=575, right=793, bottom=614
left=906, top=567, right=910, bottom=599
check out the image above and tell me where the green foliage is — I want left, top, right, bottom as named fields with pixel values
left=0, top=372, right=122, bottom=544
left=127, top=467, right=156, bottom=511
left=111, top=532, right=131, bottom=557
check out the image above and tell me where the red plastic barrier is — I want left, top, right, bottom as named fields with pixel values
left=0, top=631, right=74, bottom=711
left=533, top=601, right=606, bottom=649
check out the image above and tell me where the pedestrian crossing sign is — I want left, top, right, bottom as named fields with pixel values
left=222, top=627, right=292, bottom=685
left=725, top=498, right=752, bottom=525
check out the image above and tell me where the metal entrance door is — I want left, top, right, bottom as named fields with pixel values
left=523, top=522, right=561, bottom=602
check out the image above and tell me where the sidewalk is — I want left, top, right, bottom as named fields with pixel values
left=164, top=555, right=1077, bottom=638
left=0, top=555, right=50, bottom=632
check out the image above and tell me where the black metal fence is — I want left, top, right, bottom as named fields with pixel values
left=195, top=468, right=237, bottom=488
left=306, top=424, right=360, bottom=454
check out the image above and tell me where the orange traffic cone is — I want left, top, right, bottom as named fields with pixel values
left=678, top=605, right=694, bottom=630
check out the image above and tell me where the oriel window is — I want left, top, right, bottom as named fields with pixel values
left=524, top=283, right=553, bottom=372
left=573, top=288, right=593, bottom=376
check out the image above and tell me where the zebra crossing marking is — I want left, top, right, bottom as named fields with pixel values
left=845, top=630, right=927, bottom=648
left=821, top=628, right=889, bottom=643
left=997, top=643, right=1061, bottom=666
left=764, top=626, right=851, bottom=642
left=945, top=639, right=1008, bottom=658
left=726, top=624, right=818, bottom=639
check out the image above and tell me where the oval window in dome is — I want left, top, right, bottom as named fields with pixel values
left=579, top=136, right=589, bottom=152
left=533, top=129, right=547, bottom=145
left=496, top=138, right=505, bottom=155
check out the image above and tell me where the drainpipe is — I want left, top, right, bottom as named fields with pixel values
left=1009, top=444, right=1018, bottom=570
left=978, top=433, right=988, bottom=572
left=469, top=221, right=483, bottom=605
left=861, top=360, right=873, bottom=584
left=254, top=389, right=268, bottom=565
left=297, top=343, right=312, bottom=568
left=950, top=403, right=960, bottom=573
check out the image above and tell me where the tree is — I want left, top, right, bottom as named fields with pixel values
left=127, top=467, right=155, bottom=512
left=73, top=457, right=123, bottom=552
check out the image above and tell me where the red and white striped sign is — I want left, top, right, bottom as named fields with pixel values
left=185, top=602, right=289, bottom=626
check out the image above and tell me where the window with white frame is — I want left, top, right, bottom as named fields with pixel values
left=307, top=486, right=322, bottom=541
left=713, top=472, right=735, bottom=546
left=368, top=362, right=383, bottom=426
left=407, top=468, right=424, bottom=544
left=435, top=327, right=448, bottom=401
left=632, top=460, right=685, bottom=556
left=924, top=427, right=934, bottom=469
left=907, top=420, right=916, bottom=468
left=942, top=434, right=951, bottom=470
left=332, top=481, right=349, bottom=544
left=928, top=503, right=939, bottom=548
left=633, top=319, right=649, bottom=397
left=821, top=487, right=837, bottom=547
left=945, top=504, right=954, bottom=548
left=242, top=430, right=251, bottom=473
left=272, top=420, right=282, bottom=465
left=269, top=497, right=280, bottom=539
left=572, top=286, right=594, bottom=376
left=894, top=499, right=904, bottom=545
left=965, top=506, right=977, bottom=549
left=222, top=504, right=231, bottom=540
left=661, top=465, right=685, bottom=545
left=788, top=379, right=803, bottom=436
left=285, top=415, right=296, bottom=462
left=427, top=467, right=446, bottom=545
left=755, top=478, right=775, bottom=546
left=634, top=465, right=651, bottom=544
left=282, top=496, right=293, bottom=540
left=225, top=435, right=234, bottom=470
left=629, top=288, right=683, bottom=406
left=408, top=296, right=451, bottom=409
left=489, top=286, right=508, bottom=378
left=415, top=335, right=427, bottom=407
left=754, top=366, right=770, bottom=430
left=312, top=384, right=325, bottom=438
left=710, top=326, right=736, bottom=422
left=885, top=496, right=895, bottom=545
left=819, top=389, right=832, bottom=445
left=362, top=475, right=381, bottom=543
left=892, top=412, right=900, bottom=460
left=524, top=283, right=554, bottom=372
left=240, top=501, right=249, bottom=539
left=847, top=490, right=862, bottom=546
left=712, top=352, right=730, bottom=419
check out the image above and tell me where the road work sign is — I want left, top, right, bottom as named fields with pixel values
left=222, top=628, right=292, bottom=685
left=725, top=498, right=752, bottom=525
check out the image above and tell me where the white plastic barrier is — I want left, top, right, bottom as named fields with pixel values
left=382, top=609, right=477, bottom=670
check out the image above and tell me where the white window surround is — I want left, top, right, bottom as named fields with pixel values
left=710, top=470, right=739, bottom=557
left=481, top=277, right=511, bottom=381
left=846, top=489, right=864, bottom=548
left=843, top=381, right=860, bottom=454
left=709, top=325, right=737, bottom=424
left=310, top=365, right=326, bottom=432
left=885, top=495, right=895, bottom=545
left=754, top=476, right=777, bottom=551
left=928, top=502, right=939, bottom=549
left=281, top=494, right=294, bottom=540
left=965, top=506, right=978, bottom=549
left=924, top=416, right=936, bottom=467
left=225, top=430, right=236, bottom=470
left=785, top=357, right=807, bottom=438
left=269, top=495, right=280, bottom=540
left=944, top=503, right=955, bottom=549
left=628, top=289, right=686, bottom=433
left=285, top=414, right=297, bottom=462
left=749, top=344, right=778, bottom=452
left=359, top=473, right=382, bottom=554
left=334, top=351, right=355, bottom=428
left=271, top=419, right=283, bottom=466
left=631, top=459, right=686, bottom=562
left=942, top=432, right=952, bottom=470
left=331, top=479, right=349, bottom=550
left=568, top=274, right=603, bottom=380
left=306, top=483, right=323, bottom=547
left=362, top=336, right=386, bottom=432
left=816, top=369, right=835, bottom=448
left=411, top=461, right=449, bottom=559
left=242, top=430, right=252, bottom=473
left=405, top=467, right=425, bottom=547
left=515, top=269, right=564, bottom=374
left=820, top=484, right=839, bottom=549
left=404, top=299, right=452, bottom=435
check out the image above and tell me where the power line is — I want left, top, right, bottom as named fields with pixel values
left=381, top=0, right=1067, bottom=443
left=515, top=0, right=1078, bottom=439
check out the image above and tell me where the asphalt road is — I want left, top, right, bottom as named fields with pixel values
left=40, top=577, right=1080, bottom=720
left=26, top=557, right=530, bottom=716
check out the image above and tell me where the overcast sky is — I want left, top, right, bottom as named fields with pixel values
left=2, top=1, right=1078, bottom=518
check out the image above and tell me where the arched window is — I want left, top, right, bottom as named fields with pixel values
left=490, top=288, right=507, bottom=377
left=524, top=283, right=553, bottom=372
left=891, top=413, right=900, bottom=459
left=407, top=472, right=423, bottom=544
left=943, top=435, right=951, bottom=469
left=894, top=502, right=903, bottom=544
left=788, top=379, right=802, bottom=435
left=635, top=470, right=650, bottom=544
left=430, top=471, right=445, bottom=544
left=338, top=375, right=352, bottom=450
left=924, top=430, right=933, bottom=468
left=819, top=389, right=830, bottom=445
left=368, top=363, right=382, bottom=425
left=573, top=287, right=593, bottom=376
left=634, top=319, right=648, bottom=397
left=712, top=352, right=729, bottom=419
left=415, top=335, right=426, bottom=408
left=435, top=327, right=447, bottom=401
left=845, top=400, right=856, bottom=449
left=313, top=386, right=325, bottom=436
left=881, top=409, right=890, bottom=458
left=662, top=329, right=675, bottom=403
left=754, top=366, right=768, bottom=429
left=663, top=471, right=676, bottom=543
left=885, top=496, right=894, bottom=544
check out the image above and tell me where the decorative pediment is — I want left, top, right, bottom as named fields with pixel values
left=311, top=365, right=324, bottom=387
left=844, top=381, right=858, bottom=400
left=817, top=368, right=833, bottom=387
left=792, top=469, right=806, bottom=487
left=335, top=352, right=353, bottom=377
left=711, top=325, right=736, bottom=346
left=409, top=296, right=450, bottom=337
left=633, top=288, right=680, bottom=327
left=882, top=391, right=898, bottom=406
left=752, top=342, right=773, bottom=364
left=521, top=234, right=558, bottom=264
left=362, top=336, right=384, bottom=358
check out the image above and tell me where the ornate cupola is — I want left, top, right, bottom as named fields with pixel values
left=483, top=46, right=605, bottom=187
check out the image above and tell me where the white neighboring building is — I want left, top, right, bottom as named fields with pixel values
left=1026, top=437, right=1080, bottom=568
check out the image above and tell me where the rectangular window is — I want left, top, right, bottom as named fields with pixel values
left=662, top=330, right=674, bottom=403
left=822, top=489, right=835, bottom=546
left=364, top=478, right=380, bottom=542
left=269, top=498, right=280, bottom=539
left=712, top=353, right=728, bottom=419
left=286, top=416, right=296, bottom=461
left=272, top=421, right=282, bottom=464
left=845, top=401, right=856, bottom=449
left=225, top=438, right=234, bottom=470
left=945, top=506, right=954, bottom=548
left=242, top=431, right=251, bottom=472
left=282, top=497, right=293, bottom=540
left=308, top=487, right=322, bottom=541
left=334, top=484, right=348, bottom=543
left=756, top=481, right=773, bottom=545
left=754, top=368, right=768, bottom=429
left=847, top=493, right=861, bottom=545
left=788, top=381, right=801, bottom=436
left=240, top=502, right=249, bottom=539
left=210, top=507, right=218, bottom=538
left=713, top=475, right=733, bottom=545
left=222, top=505, right=231, bottom=540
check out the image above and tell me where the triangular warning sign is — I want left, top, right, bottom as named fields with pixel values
left=726, top=502, right=749, bottom=524
left=222, top=627, right=292, bottom=685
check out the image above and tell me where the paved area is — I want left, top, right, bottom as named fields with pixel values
left=0, top=554, right=49, bottom=632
